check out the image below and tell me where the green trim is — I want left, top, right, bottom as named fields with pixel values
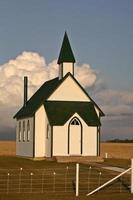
left=68, top=73, right=104, bottom=116
left=51, top=126, right=53, bottom=157
left=97, top=126, right=100, bottom=156
left=44, top=101, right=101, bottom=126
left=99, top=126, right=100, bottom=156
left=33, top=115, right=35, bottom=158
left=61, top=64, right=63, bottom=79
left=48, top=73, right=104, bottom=116
left=14, top=72, right=104, bottom=119
left=97, top=127, right=98, bottom=156
left=72, top=63, right=74, bottom=76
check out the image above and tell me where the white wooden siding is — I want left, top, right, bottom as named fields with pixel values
left=35, top=105, right=51, bottom=157
left=16, top=117, right=34, bottom=157
left=48, top=75, right=90, bottom=102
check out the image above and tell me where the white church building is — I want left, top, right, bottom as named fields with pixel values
left=14, top=32, right=104, bottom=158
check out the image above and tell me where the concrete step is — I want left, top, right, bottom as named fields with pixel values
left=55, top=156, right=104, bottom=163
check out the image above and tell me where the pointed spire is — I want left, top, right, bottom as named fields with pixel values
left=57, top=32, right=75, bottom=64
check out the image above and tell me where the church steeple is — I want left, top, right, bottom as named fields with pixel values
left=58, top=32, right=75, bottom=79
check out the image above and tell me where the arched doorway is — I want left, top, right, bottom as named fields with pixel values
left=68, top=117, right=82, bottom=155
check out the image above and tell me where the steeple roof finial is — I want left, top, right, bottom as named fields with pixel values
left=57, top=32, right=75, bottom=64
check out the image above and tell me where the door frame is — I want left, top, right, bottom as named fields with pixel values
left=68, top=117, right=83, bottom=155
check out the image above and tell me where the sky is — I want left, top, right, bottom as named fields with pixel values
left=0, top=0, right=133, bottom=140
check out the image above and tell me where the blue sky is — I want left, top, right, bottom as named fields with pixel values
left=0, top=0, right=132, bottom=90
left=0, top=0, right=133, bottom=140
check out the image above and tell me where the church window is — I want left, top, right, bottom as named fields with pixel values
left=46, top=124, right=50, bottom=139
left=18, top=121, right=21, bottom=141
left=27, top=120, right=30, bottom=141
left=71, top=118, right=80, bottom=125
left=23, top=121, right=26, bottom=141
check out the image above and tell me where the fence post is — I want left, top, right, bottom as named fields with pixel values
left=76, top=163, right=79, bottom=197
left=7, top=173, right=10, bottom=194
left=19, top=168, right=23, bottom=193
left=105, top=152, right=108, bottom=159
left=30, top=173, right=33, bottom=193
left=131, top=159, right=133, bottom=193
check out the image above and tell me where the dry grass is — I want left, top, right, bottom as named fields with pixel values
left=101, top=143, right=133, bottom=159
left=1, top=141, right=133, bottom=160
left=0, top=141, right=15, bottom=156
left=0, top=156, right=130, bottom=200
left=0, top=150, right=130, bottom=199
left=0, top=193, right=132, bottom=200
left=0, top=141, right=133, bottom=160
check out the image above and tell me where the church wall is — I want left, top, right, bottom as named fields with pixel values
left=16, top=117, right=34, bottom=157
left=83, top=126, right=97, bottom=156
left=48, top=76, right=90, bottom=102
left=53, top=113, right=98, bottom=156
left=53, top=126, right=68, bottom=156
left=35, top=105, right=51, bottom=157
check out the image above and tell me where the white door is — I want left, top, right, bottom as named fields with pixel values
left=69, top=118, right=81, bottom=155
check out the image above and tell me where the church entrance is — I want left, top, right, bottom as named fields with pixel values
left=68, top=117, right=82, bottom=155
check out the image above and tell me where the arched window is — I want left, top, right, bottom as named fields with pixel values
left=27, top=120, right=30, bottom=141
left=23, top=121, right=25, bottom=141
left=71, top=118, right=80, bottom=125
left=19, top=121, right=21, bottom=142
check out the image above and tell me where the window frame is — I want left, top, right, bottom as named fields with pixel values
left=23, top=120, right=26, bottom=142
left=71, top=118, right=80, bottom=125
left=27, top=120, right=30, bottom=142
left=18, top=121, right=21, bottom=142
left=46, top=124, right=50, bottom=139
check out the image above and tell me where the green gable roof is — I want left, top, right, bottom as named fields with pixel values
left=57, top=32, right=75, bottom=64
left=14, top=77, right=60, bottom=119
left=14, top=72, right=104, bottom=119
left=44, top=101, right=101, bottom=126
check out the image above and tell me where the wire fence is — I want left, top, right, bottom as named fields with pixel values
left=0, top=167, right=76, bottom=194
left=79, top=165, right=131, bottom=194
left=0, top=165, right=130, bottom=195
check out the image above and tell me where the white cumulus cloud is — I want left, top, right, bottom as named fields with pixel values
left=0, top=51, right=97, bottom=130
left=94, top=89, right=133, bottom=117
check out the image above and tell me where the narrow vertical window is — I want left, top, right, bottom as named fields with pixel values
left=46, top=124, right=50, bottom=139
left=27, top=120, right=30, bottom=141
left=19, top=121, right=21, bottom=142
left=23, top=121, right=25, bottom=141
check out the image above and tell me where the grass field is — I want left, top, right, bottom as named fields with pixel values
left=101, top=143, right=133, bottom=159
left=0, top=141, right=133, bottom=199
left=0, top=156, right=130, bottom=199
left=1, top=141, right=133, bottom=159
left=0, top=141, right=15, bottom=156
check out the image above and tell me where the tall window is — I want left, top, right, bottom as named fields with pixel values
left=46, top=124, right=50, bottom=139
left=27, top=120, right=30, bottom=141
left=23, top=121, right=25, bottom=141
left=18, top=121, right=21, bottom=142
left=71, top=118, right=80, bottom=125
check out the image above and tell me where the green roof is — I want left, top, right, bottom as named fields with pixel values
left=44, top=101, right=101, bottom=126
left=14, top=77, right=60, bottom=119
left=57, top=32, right=75, bottom=64
left=14, top=72, right=104, bottom=119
